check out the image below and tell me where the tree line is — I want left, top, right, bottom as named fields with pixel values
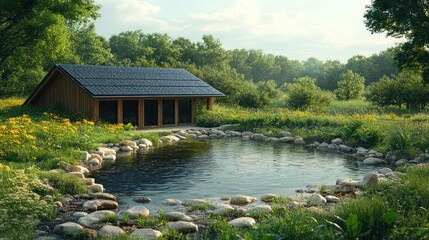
left=1, top=0, right=427, bottom=110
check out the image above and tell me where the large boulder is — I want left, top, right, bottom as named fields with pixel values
left=119, top=206, right=150, bottom=219
left=261, top=194, right=277, bottom=202
left=228, top=217, right=256, bottom=228
left=251, top=133, right=266, bottom=141
left=130, top=228, right=162, bottom=240
left=98, top=225, right=125, bottom=238
left=162, top=198, right=182, bottom=206
left=120, top=140, right=137, bottom=147
left=363, top=157, right=386, bottom=165
left=230, top=195, right=256, bottom=206
left=87, top=184, right=104, bottom=193
left=87, top=210, right=116, bottom=221
left=67, top=165, right=89, bottom=174
left=77, top=216, right=99, bottom=227
left=88, top=193, right=117, bottom=201
left=167, top=221, right=198, bottom=233
left=54, top=222, right=83, bottom=236
left=293, top=137, right=305, bottom=145
left=165, top=212, right=193, bottom=222
left=361, top=173, right=379, bottom=186
left=98, top=147, right=116, bottom=156
left=82, top=200, right=118, bottom=211
left=212, top=204, right=235, bottom=215
left=331, top=138, right=343, bottom=145
left=307, top=194, right=327, bottom=206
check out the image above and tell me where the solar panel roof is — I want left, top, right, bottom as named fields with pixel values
left=57, top=64, right=225, bottom=97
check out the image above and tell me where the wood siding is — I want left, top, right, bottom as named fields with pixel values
left=31, top=70, right=94, bottom=119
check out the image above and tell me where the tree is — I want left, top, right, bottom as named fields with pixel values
left=0, top=0, right=99, bottom=95
left=73, top=24, right=114, bottom=65
left=335, top=70, right=365, bottom=100
left=283, top=77, right=333, bottom=111
left=0, top=0, right=99, bottom=68
left=364, top=0, right=429, bottom=82
left=365, top=70, right=428, bottom=110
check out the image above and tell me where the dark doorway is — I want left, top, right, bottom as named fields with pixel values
left=144, top=100, right=158, bottom=126
left=123, top=100, right=138, bottom=126
left=99, top=101, right=117, bottom=124
left=162, top=99, right=175, bottom=125
left=179, top=99, right=192, bottom=123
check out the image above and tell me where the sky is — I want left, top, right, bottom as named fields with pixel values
left=94, top=0, right=402, bottom=62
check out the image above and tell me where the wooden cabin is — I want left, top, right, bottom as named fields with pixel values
left=24, top=64, right=225, bottom=128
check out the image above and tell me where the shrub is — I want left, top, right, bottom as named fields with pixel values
left=0, top=165, right=55, bottom=239
left=284, top=77, right=334, bottom=111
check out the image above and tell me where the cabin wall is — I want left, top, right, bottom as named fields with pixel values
left=31, top=71, right=94, bottom=119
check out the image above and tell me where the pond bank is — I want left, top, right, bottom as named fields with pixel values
left=37, top=128, right=425, bottom=239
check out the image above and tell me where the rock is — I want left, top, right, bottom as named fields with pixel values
left=336, top=178, right=360, bottom=186
left=212, top=204, right=235, bottom=215
left=176, top=134, right=187, bottom=140
left=165, top=212, right=193, bottom=222
left=112, top=147, right=120, bottom=152
left=133, top=196, right=151, bottom=203
left=130, top=228, right=162, bottom=240
left=339, top=145, right=353, bottom=153
left=251, top=133, right=266, bottom=141
left=87, top=210, right=116, bottom=221
left=187, top=130, right=201, bottom=136
left=82, top=228, right=97, bottom=239
left=89, top=158, right=101, bottom=166
left=198, top=135, right=209, bottom=139
left=228, top=217, right=256, bottom=228
left=120, top=140, right=137, bottom=147
left=325, top=195, right=339, bottom=203
left=356, top=147, right=369, bottom=157
left=288, top=201, right=301, bottom=209
left=279, top=136, right=295, bottom=143
left=87, top=184, right=104, bottom=193
left=307, top=194, right=327, bottom=206
left=229, top=131, right=242, bottom=137
left=98, top=225, right=125, bottom=238
left=120, top=146, right=133, bottom=152
left=220, top=194, right=231, bottom=201
left=54, top=201, right=63, bottom=208
left=88, top=193, right=117, bottom=201
left=119, top=206, right=149, bottom=219
left=67, top=172, right=84, bottom=179
left=317, top=142, right=329, bottom=149
left=363, top=157, right=386, bottom=165
left=361, top=173, right=379, bottom=186
left=248, top=205, right=273, bottom=214
left=103, top=154, right=116, bottom=162
left=90, top=153, right=103, bottom=162
left=242, top=131, right=253, bottom=137
left=67, top=165, right=89, bottom=174
left=73, top=212, right=88, bottom=218
left=161, top=135, right=180, bottom=142
left=138, top=144, right=147, bottom=148
left=260, top=194, right=277, bottom=202
left=98, top=147, right=116, bottom=156
left=139, top=139, right=153, bottom=147
left=182, top=199, right=208, bottom=207
left=82, top=200, right=118, bottom=211
left=293, top=137, right=305, bottom=145
left=230, top=195, right=257, bottom=205
left=162, top=199, right=182, bottom=206
left=177, top=130, right=188, bottom=136
left=385, top=151, right=398, bottom=164
left=82, top=151, right=91, bottom=161
left=378, top=168, right=393, bottom=176
left=80, top=178, right=95, bottom=185
left=48, top=168, right=64, bottom=174
left=267, top=137, right=279, bottom=141
left=368, top=150, right=383, bottom=158
left=331, top=138, right=343, bottom=145
left=395, top=159, right=408, bottom=166
left=54, top=222, right=83, bottom=236
left=278, top=131, right=292, bottom=138
left=167, top=221, right=198, bottom=233
left=77, top=216, right=99, bottom=227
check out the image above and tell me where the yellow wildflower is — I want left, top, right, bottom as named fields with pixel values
left=5, top=166, right=10, bottom=172
left=0, top=163, right=3, bottom=169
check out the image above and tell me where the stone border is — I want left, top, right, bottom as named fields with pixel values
left=39, top=128, right=426, bottom=239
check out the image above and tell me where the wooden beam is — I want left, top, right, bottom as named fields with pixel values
left=138, top=99, right=144, bottom=128
left=174, top=98, right=179, bottom=126
left=208, top=97, right=214, bottom=111
left=158, top=98, right=162, bottom=127
left=117, top=100, right=123, bottom=124
left=93, top=99, right=99, bottom=121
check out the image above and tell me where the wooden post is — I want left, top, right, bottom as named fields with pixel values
left=174, top=98, right=179, bottom=126
left=207, top=97, right=214, bottom=111
left=117, top=100, right=123, bottom=124
left=192, top=98, right=196, bottom=124
left=158, top=98, right=162, bottom=128
left=93, top=99, right=99, bottom=121
left=138, top=99, right=144, bottom=128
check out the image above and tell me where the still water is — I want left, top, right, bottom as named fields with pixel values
left=89, top=139, right=380, bottom=209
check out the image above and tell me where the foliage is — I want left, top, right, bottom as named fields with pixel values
left=364, top=0, right=429, bottom=82
left=39, top=172, right=88, bottom=195
left=0, top=165, right=55, bottom=239
left=335, top=70, right=365, bottom=100
left=365, top=70, right=429, bottom=110
left=283, top=77, right=334, bottom=111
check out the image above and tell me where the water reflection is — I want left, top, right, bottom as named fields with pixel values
left=90, top=139, right=382, bottom=209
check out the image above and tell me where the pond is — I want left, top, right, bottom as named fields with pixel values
left=89, top=139, right=381, bottom=210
